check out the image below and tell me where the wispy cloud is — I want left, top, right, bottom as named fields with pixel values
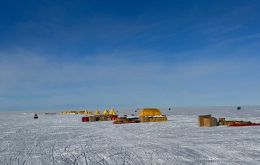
left=0, top=49, right=259, bottom=111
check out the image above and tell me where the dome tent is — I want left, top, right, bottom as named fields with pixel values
left=138, top=108, right=167, bottom=122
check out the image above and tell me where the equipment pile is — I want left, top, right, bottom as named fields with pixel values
left=199, top=114, right=260, bottom=127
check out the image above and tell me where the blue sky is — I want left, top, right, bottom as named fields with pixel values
left=0, top=0, right=260, bottom=111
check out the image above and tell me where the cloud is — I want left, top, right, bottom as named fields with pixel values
left=0, top=49, right=259, bottom=111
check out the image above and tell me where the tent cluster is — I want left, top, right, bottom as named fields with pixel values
left=94, top=109, right=117, bottom=116
left=79, top=108, right=168, bottom=124
left=81, top=109, right=118, bottom=122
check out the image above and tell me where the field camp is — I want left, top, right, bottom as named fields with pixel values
left=61, top=108, right=168, bottom=124
left=1, top=0, right=260, bottom=165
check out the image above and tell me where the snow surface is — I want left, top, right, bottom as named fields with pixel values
left=1, top=107, right=260, bottom=165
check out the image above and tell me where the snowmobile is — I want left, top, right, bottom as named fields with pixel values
left=34, top=114, right=38, bottom=119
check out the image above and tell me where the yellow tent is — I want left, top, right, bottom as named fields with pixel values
left=109, top=109, right=117, bottom=115
left=95, top=109, right=100, bottom=115
left=139, top=108, right=162, bottom=117
left=103, top=109, right=109, bottom=115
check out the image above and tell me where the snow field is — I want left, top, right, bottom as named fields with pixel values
left=1, top=109, right=260, bottom=165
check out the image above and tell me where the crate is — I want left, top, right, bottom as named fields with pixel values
left=198, top=115, right=218, bottom=127
left=88, top=116, right=96, bottom=122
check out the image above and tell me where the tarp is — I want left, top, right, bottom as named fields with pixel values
left=139, top=108, right=162, bottom=117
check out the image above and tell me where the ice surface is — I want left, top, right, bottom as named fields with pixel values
left=1, top=107, right=260, bottom=165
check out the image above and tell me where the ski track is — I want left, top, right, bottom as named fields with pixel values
left=0, top=109, right=260, bottom=165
